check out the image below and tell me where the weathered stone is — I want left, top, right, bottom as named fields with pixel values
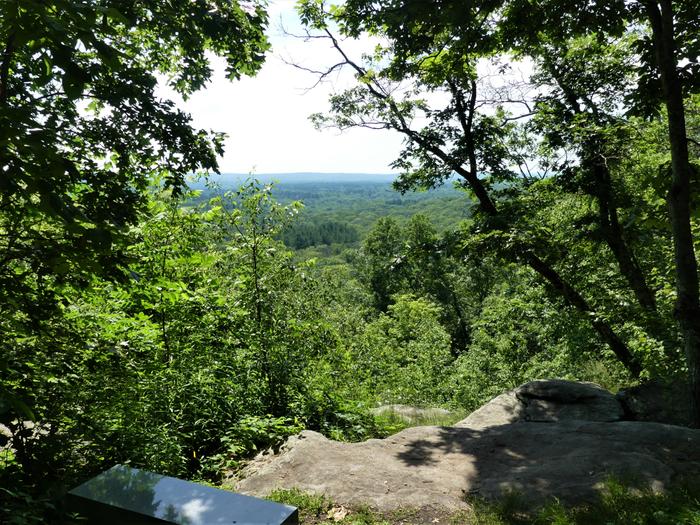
left=454, top=391, right=522, bottom=429
left=517, top=379, right=624, bottom=423
left=234, top=421, right=700, bottom=511
left=617, top=380, right=691, bottom=427
left=456, top=380, right=623, bottom=428
left=233, top=381, right=699, bottom=513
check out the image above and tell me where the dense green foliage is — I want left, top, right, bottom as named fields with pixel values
left=192, top=179, right=472, bottom=248
left=1, top=173, right=643, bottom=523
left=2, top=0, right=700, bottom=523
left=297, top=0, right=700, bottom=421
left=283, top=219, right=359, bottom=249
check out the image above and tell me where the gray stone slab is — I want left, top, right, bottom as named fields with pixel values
left=234, top=421, right=700, bottom=511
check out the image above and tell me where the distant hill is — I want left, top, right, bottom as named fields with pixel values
left=188, top=172, right=398, bottom=188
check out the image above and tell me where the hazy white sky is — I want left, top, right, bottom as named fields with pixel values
left=157, top=0, right=404, bottom=174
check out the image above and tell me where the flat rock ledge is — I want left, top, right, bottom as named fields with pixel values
left=232, top=380, right=700, bottom=512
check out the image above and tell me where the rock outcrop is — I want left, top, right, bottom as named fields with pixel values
left=617, top=380, right=691, bottom=427
left=455, top=379, right=623, bottom=429
left=233, top=380, right=700, bottom=512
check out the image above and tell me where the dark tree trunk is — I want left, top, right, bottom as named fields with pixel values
left=422, top=91, right=644, bottom=377
left=0, top=34, right=14, bottom=105
left=645, top=0, right=700, bottom=426
left=524, top=251, right=642, bottom=377
left=448, top=158, right=643, bottom=377
left=592, top=160, right=658, bottom=313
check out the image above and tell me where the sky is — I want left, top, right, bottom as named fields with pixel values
left=156, top=0, right=404, bottom=175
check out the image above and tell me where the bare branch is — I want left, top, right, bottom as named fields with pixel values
left=501, top=111, right=537, bottom=123
left=281, top=57, right=347, bottom=92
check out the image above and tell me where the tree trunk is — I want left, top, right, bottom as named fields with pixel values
left=524, top=251, right=642, bottom=377
left=417, top=100, right=644, bottom=377
left=0, top=34, right=14, bottom=105
left=592, top=160, right=658, bottom=314
left=448, top=161, right=643, bottom=377
left=645, top=0, right=700, bottom=426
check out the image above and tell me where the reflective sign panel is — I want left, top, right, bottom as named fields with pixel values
left=68, top=465, right=298, bottom=525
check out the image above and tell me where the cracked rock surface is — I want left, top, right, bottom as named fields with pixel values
left=232, top=380, right=700, bottom=511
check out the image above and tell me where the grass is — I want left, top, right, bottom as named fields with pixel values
left=265, top=479, right=700, bottom=525
left=537, top=478, right=700, bottom=525
left=373, top=407, right=467, bottom=437
left=267, top=488, right=428, bottom=525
